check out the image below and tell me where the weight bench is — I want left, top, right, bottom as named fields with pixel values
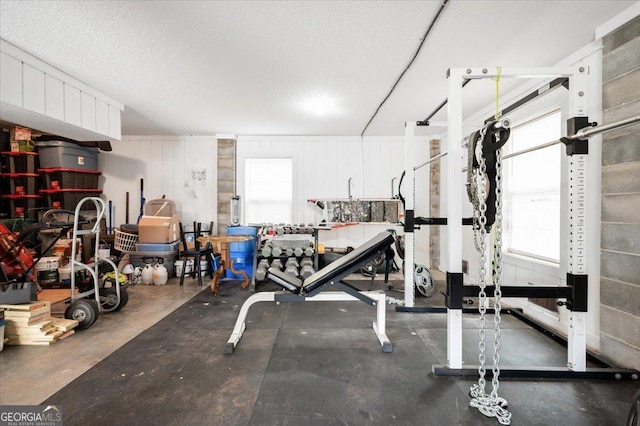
left=225, top=231, right=396, bottom=354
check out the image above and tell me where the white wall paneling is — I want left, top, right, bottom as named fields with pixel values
left=100, top=136, right=218, bottom=230
left=237, top=136, right=432, bottom=264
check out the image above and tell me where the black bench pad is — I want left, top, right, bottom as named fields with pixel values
left=266, top=231, right=395, bottom=295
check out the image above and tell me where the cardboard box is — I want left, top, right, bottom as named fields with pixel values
left=10, top=126, right=31, bottom=141
left=138, top=214, right=180, bottom=243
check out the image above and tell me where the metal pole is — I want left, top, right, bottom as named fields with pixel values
left=574, top=114, right=640, bottom=139
left=414, top=151, right=449, bottom=170
left=419, top=79, right=472, bottom=125
left=501, top=114, right=640, bottom=161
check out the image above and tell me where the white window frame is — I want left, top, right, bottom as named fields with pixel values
left=503, top=107, right=563, bottom=264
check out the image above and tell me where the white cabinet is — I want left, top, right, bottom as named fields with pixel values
left=96, top=99, right=109, bottom=135
left=0, top=39, right=123, bottom=141
left=0, top=51, right=22, bottom=106
left=22, top=63, right=45, bottom=114
left=64, top=84, right=82, bottom=126
left=81, top=92, right=96, bottom=131
left=45, top=75, right=64, bottom=120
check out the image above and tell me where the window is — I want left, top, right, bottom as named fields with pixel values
left=503, top=109, right=562, bottom=263
left=244, top=158, right=293, bottom=224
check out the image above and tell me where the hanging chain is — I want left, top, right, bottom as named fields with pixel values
left=469, top=132, right=512, bottom=426
left=471, top=125, right=489, bottom=397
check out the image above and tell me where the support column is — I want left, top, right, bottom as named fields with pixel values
left=446, top=68, right=464, bottom=369
left=217, top=138, right=236, bottom=236
left=404, top=122, right=416, bottom=308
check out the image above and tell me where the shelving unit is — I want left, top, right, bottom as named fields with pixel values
left=254, top=225, right=320, bottom=286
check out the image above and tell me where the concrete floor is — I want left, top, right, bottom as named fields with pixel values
left=2, top=270, right=638, bottom=426
left=0, top=278, right=204, bottom=405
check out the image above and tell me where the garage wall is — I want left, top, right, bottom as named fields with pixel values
left=236, top=135, right=432, bottom=264
left=599, top=15, right=640, bottom=369
left=100, top=135, right=218, bottom=230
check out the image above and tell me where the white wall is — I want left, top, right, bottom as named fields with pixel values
left=100, top=135, right=218, bottom=230
left=237, top=135, right=432, bottom=265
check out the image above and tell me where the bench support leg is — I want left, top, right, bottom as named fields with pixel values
left=225, top=292, right=276, bottom=354
left=225, top=291, right=392, bottom=354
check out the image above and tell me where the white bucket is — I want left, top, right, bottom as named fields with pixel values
left=97, top=243, right=110, bottom=259
left=35, top=256, right=59, bottom=285
left=58, top=263, right=71, bottom=283
left=200, top=260, right=209, bottom=276
left=174, top=260, right=194, bottom=276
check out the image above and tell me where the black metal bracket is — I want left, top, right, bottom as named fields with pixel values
left=414, top=217, right=474, bottom=226
left=444, top=274, right=588, bottom=312
left=404, top=210, right=414, bottom=233
left=433, top=365, right=640, bottom=380
left=567, top=273, right=588, bottom=312
left=561, top=117, right=593, bottom=156
left=445, top=272, right=464, bottom=309
left=334, top=281, right=377, bottom=306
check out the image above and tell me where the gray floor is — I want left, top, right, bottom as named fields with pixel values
left=1, top=272, right=639, bottom=425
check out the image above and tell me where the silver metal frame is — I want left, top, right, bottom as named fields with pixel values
left=225, top=290, right=391, bottom=353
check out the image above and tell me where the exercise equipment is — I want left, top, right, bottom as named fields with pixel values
left=226, top=231, right=396, bottom=354
left=402, top=67, right=640, bottom=426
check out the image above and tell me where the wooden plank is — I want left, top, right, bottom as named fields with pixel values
left=3, top=305, right=50, bottom=318
left=0, top=301, right=49, bottom=311
left=4, top=313, right=49, bottom=325
left=51, top=318, right=79, bottom=332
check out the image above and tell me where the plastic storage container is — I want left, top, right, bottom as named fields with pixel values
left=226, top=226, right=257, bottom=252
left=135, top=241, right=179, bottom=252
left=36, top=141, right=99, bottom=170
left=0, top=281, right=35, bottom=305
left=1, top=151, right=39, bottom=173
left=39, top=168, right=101, bottom=190
left=225, top=226, right=257, bottom=279
left=1, top=194, right=41, bottom=219
left=40, top=188, right=102, bottom=210
left=5, top=173, right=40, bottom=195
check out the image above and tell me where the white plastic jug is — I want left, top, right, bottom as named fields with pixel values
left=141, top=260, right=154, bottom=285
left=153, top=259, right=168, bottom=286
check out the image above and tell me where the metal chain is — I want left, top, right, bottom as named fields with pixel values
left=469, top=131, right=512, bottom=426
left=471, top=125, right=488, bottom=397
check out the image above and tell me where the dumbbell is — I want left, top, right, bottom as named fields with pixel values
left=300, top=264, right=315, bottom=279
left=285, top=263, right=299, bottom=277
left=293, top=247, right=304, bottom=257
left=285, top=258, right=300, bottom=269
left=269, top=259, right=283, bottom=271
left=255, top=259, right=270, bottom=281
left=300, top=257, right=313, bottom=268
left=271, top=246, right=283, bottom=257
left=304, top=246, right=314, bottom=257
left=284, top=248, right=294, bottom=257
left=261, top=244, right=272, bottom=257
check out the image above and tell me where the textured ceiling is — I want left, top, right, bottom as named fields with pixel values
left=0, top=0, right=635, bottom=137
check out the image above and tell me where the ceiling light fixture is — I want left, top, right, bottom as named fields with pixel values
left=301, top=96, right=335, bottom=116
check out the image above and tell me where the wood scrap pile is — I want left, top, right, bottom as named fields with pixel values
left=0, top=301, right=79, bottom=345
